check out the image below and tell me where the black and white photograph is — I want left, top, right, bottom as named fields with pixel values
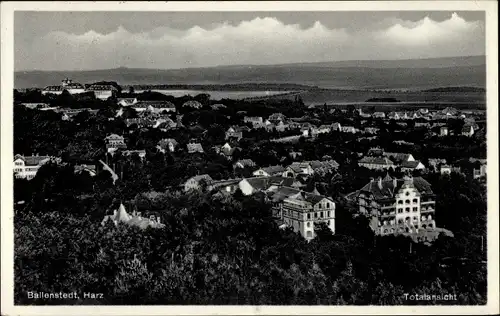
left=1, top=1, right=498, bottom=315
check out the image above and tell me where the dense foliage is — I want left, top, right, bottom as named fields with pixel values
left=13, top=92, right=487, bottom=305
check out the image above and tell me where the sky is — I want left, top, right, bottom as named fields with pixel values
left=15, top=11, right=485, bottom=71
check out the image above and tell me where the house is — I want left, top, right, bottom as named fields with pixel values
left=440, top=126, right=449, bottom=136
left=122, top=150, right=146, bottom=160
left=283, top=162, right=315, bottom=178
left=358, top=157, right=394, bottom=170
left=367, top=147, right=385, bottom=157
left=225, top=126, right=244, bottom=141
left=400, top=160, right=426, bottom=172
left=125, top=118, right=154, bottom=128
left=269, top=113, right=286, bottom=122
left=74, top=164, right=97, bottom=177
left=470, top=158, right=487, bottom=179
left=382, top=152, right=415, bottom=164
left=238, top=176, right=300, bottom=196
left=233, top=159, right=257, bottom=169
left=157, top=139, right=178, bottom=153
left=184, top=174, right=213, bottom=192
left=117, top=98, right=138, bottom=107
left=105, top=134, right=127, bottom=153
left=252, top=165, right=286, bottom=177
left=356, top=175, right=440, bottom=240
left=13, top=154, right=56, bottom=180
left=364, top=127, right=379, bottom=134
left=317, top=125, right=332, bottom=134
left=42, top=78, right=86, bottom=95
left=331, top=122, right=342, bottom=132
left=137, top=101, right=176, bottom=113
left=274, top=121, right=288, bottom=132
left=307, top=160, right=339, bottom=175
left=187, top=142, right=204, bottom=154
left=280, top=190, right=336, bottom=241
left=21, top=103, right=50, bottom=110
left=462, top=124, right=475, bottom=137
left=372, top=112, right=386, bottom=119
left=182, top=100, right=203, bottom=109
left=440, top=165, right=452, bottom=175
left=101, top=203, right=165, bottom=229
left=86, top=83, right=118, bottom=100
left=341, top=126, right=357, bottom=133
left=215, top=142, right=240, bottom=159
left=157, top=118, right=177, bottom=131
left=244, top=116, right=264, bottom=127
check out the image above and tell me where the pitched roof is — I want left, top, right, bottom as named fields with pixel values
left=359, top=157, right=394, bottom=165
left=244, top=176, right=297, bottom=191
left=187, top=143, right=204, bottom=153
left=14, top=155, right=51, bottom=166
left=259, top=165, right=286, bottom=174
left=234, top=159, right=256, bottom=168
left=383, top=152, right=412, bottom=162
left=187, top=174, right=213, bottom=183
left=158, top=138, right=178, bottom=147
left=86, top=84, right=118, bottom=91
left=401, top=160, right=423, bottom=169
left=359, top=176, right=433, bottom=200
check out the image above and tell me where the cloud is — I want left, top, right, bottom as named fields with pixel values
left=22, top=13, right=484, bottom=71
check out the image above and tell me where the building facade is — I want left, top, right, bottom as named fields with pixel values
left=357, top=175, right=436, bottom=237
left=281, top=192, right=336, bottom=241
left=13, top=154, right=55, bottom=180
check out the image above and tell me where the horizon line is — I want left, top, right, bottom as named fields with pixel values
left=14, top=54, right=486, bottom=73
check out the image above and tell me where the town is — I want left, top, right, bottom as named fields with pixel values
left=13, top=76, right=487, bottom=305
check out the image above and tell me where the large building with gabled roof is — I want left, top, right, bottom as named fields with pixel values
left=355, top=174, right=439, bottom=240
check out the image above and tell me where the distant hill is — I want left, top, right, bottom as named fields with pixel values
left=15, top=55, right=486, bottom=90
left=421, top=86, right=486, bottom=93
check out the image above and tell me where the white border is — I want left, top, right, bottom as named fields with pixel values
left=1, top=1, right=498, bottom=315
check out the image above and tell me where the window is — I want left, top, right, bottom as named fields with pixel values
left=326, top=202, right=330, bottom=208
left=405, top=200, right=410, bottom=204
left=405, top=207, right=410, bottom=212
left=314, top=213, right=318, bottom=218
left=398, top=200, right=403, bottom=205
left=320, top=212, right=323, bottom=218
left=307, top=213, right=311, bottom=220
left=413, top=216, right=418, bottom=221
left=405, top=192, right=410, bottom=196
left=398, top=209, right=403, bottom=214
left=413, top=207, right=418, bottom=212
left=413, top=198, right=418, bottom=203
left=328, top=211, right=331, bottom=217
left=307, top=222, right=310, bottom=227
left=318, top=203, right=322, bottom=209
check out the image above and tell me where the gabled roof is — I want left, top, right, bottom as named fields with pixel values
left=234, top=159, right=256, bottom=168
left=14, top=154, right=51, bottom=166
left=359, top=156, right=394, bottom=165
left=187, top=174, right=213, bottom=183
left=258, top=165, right=286, bottom=175
left=136, top=100, right=175, bottom=109
left=158, top=138, right=178, bottom=147
left=244, top=176, right=297, bottom=191
left=383, top=152, right=412, bottom=163
left=86, top=84, right=118, bottom=91
left=401, top=160, right=424, bottom=169
left=359, top=176, right=433, bottom=200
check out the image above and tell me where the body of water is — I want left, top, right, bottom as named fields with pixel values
left=135, top=89, right=291, bottom=100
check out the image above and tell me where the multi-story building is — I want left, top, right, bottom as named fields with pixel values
left=105, top=134, right=127, bottom=153
left=42, top=78, right=86, bottom=95
left=356, top=175, right=436, bottom=236
left=278, top=189, right=336, bottom=241
left=13, top=154, right=58, bottom=180
left=86, top=83, right=118, bottom=100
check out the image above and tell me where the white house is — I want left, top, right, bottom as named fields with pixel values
left=42, top=78, right=86, bottom=96
left=117, top=98, right=138, bottom=107
left=14, top=154, right=55, bottom=180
